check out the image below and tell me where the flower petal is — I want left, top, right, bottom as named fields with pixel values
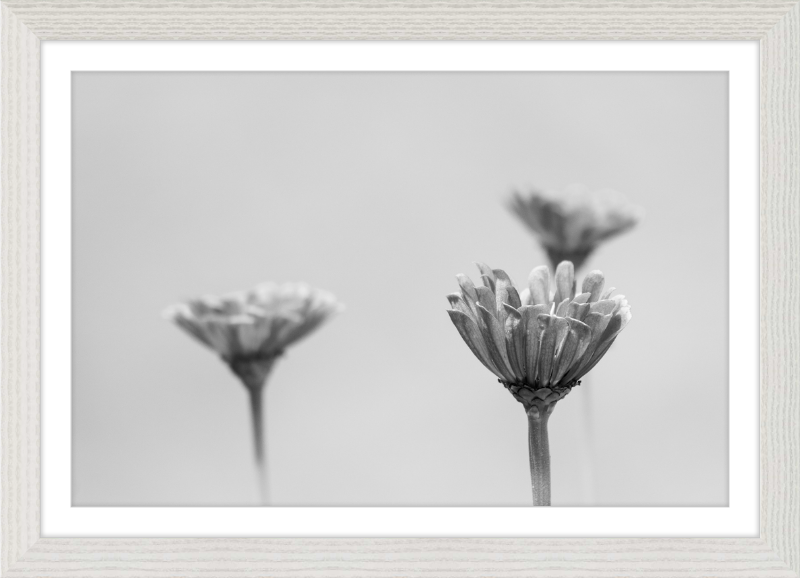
left=585, top=311, right=613, bottom=342
left=610, top=294, right=628, bottom=315
left=475, top=286, right=497, bottom=318
left=456, top=274, right=479, bottom=315
left=572, top=292, right=591, bottom=305
left=535, top=315, right=557, bottom=387
left=447, top=293, right=475, bottom=320
left=581, top=270, right=605, bottom=302
left=553, top=316, right=571, bottom=356
left=203, top=319, right=237, bottom=358
left=236, top=319, right=271, bottom=355
left=581, top=309, right=632, bottom=374
left=261, top=315, right=300, bottom=353
left=580, top=310, right=631, bottom=377
left=511, top=311, right=529, bottom=380
left=494, top=269, right=521, bottom=324
left=554, top=297, right=570, bottom=317
left=278, top=307, right=336, bottom=349
left=553, top=261, right=575, bottom=304
left=506, top=286, right=522, bottom=309
left=596, top=307, right=632, bottom=351
left=475, top=263, right=496, bottom=292
left=571, top=317, right=596, bottom=362
left=528, top=266, right=551, bottom=306
left=567, top=319, right=592, bottom=365
left=564, top=312, right=612, bottom=381
left=552, top=318, right=590, bottom=385
left=503, top=306, right=525, bottom=381
left=447, top=310, right=501, bottom=378
left=476, top=303, right=516, bottom=382
left=579, top=336, right=618, bottom=376
left=537, top=315, right=569, bottom=387
left=519, top=287, right=531, bottom=306
left=520, top=304, right=549, bottom=385
left=503, top=302, right=522, bottom=320
left=171, top=313, right=214, bottom=349
left=589, top=299, right=617, bottom=316
left=567, top=301, right=591, bottom=321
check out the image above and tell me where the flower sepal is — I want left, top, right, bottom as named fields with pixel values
left=501, top=380, right=577, bottom=418
left=227, top=354, right=281, bottom=391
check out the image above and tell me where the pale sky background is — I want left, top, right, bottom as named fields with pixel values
left=72, top=72, right=728, bottom=506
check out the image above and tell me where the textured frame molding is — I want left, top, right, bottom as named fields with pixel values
left=1, top=1, right=797, bottom=576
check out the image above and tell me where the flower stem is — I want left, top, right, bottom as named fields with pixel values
left=228, top=355, right=278, bottom=506
left=526, top=405, right=554, bottom=506
left=247, top=384, right=269, bottom=505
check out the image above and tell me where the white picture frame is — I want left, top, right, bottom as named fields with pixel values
left=2, top=1, right=798, bottom=576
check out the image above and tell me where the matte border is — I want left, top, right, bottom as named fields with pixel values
left=2, top=1, right=797, bottom=576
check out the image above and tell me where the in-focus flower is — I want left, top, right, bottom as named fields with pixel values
left=164, top=282, right=343, bottom=504
left=509, top=185, right=643, bottom=270
left=446, top=261, right=631, bottom=505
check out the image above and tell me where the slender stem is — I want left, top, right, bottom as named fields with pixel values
left=228, top=355, right=277, bottom=506
left=247, top=385, right=269, bottom=505
left=527, top=406, right=552, bottom=506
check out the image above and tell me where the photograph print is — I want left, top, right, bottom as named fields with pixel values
left=72, top=71, right=728, bottom=507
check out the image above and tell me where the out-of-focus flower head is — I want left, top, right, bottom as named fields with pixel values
left=509, top=184, right=643, bottom=270
left=164, top=282, right=343, bottom=387
left=447, top=261, right=631, bottom=415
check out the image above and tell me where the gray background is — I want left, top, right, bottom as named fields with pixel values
left=72, top=72, right=728, bottom=506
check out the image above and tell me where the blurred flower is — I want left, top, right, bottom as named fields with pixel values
left=509, top=185, right=643, bottom=270
left=446, top=261, right=631, bottom=505
left=165, top=282, right=343, bottom=386
left=164, top=282, right=342, bottom=504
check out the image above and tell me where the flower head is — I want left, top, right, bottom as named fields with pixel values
left=165, top=282, right=343, bottom=387
left=509, top=185, right=643, bottom=270
left=447, top=261, right=631, bottom=413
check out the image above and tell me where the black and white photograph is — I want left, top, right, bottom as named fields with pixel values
left=72, top=71, right=728, bottom=507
